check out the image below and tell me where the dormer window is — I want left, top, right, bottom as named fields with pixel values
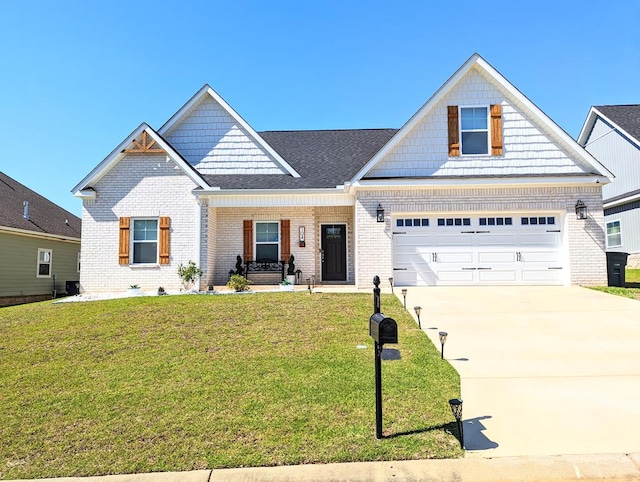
left=448, top=104, right=503, bottom=157
left=460, top=107, right=489, bottom=155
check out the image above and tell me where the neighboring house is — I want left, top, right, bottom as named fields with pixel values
left=0, top=172, right=81, bottom=307
left=72, top=54, right=612, bottom=293
left=578, top=105, right=640, bottom=267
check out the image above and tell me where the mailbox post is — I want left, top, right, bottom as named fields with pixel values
left=370, top=277, right=398, bottom=439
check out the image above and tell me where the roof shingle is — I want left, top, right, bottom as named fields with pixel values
left=595, top=105, right=640, bottom=143
left=0, top=172, right=81, bottom=239
left=202, top=129, right=397, bottom=189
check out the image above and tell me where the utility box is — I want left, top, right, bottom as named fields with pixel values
left=369, top=313, right=398, bottom=345
left=606, top=252, right=629, bottom=287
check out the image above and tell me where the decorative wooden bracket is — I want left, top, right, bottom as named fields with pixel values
left=123, top=131, right=165, bottom=154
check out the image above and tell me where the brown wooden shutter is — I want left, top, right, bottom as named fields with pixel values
left=447, top=106, right=460, bottom=156
left=243, top=220, right=253, bottom=261
left=281, top=220, right=290, bottom=262
left=118, top=217, right=130, bottom=265
left=490, top=104, right=503, bottom=156
left=159, top=216, right=170, bottom=265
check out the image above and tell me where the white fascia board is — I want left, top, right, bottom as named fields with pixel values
left=73, top=189, right=96, bottom=200
left=195, top=188, right=354, bottom=207
left=0, top=225, right=81, bottom=243
left=579, top=107, right=640, bottom=151
left=351, top=54, right=613, bottom=182
left=577, top=107, right=599, bottom=146
left=604, top=192, right=640, bottom=209
left=352, top=175, right=609, bottom=189
left=71, top=124, right=209, bottom=194
left=158, top=85, right=301, bottom=178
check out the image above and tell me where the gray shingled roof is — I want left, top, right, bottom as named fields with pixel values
left=202, top=129, right=398, bottom=189
left=0, top=172, right=81, bottom=239
left=596, top=105, right=640, bottom=143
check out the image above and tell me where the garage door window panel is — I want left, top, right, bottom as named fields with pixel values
left=437, top=218, right=470, bottom=227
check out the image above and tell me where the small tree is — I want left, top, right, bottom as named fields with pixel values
left=177, top=261, right=203, bottom=292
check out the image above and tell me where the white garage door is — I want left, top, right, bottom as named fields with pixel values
left=392, top=213, right=565, bottom=286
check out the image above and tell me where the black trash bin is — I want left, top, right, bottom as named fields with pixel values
left=606, top=252, right=629, bottom=287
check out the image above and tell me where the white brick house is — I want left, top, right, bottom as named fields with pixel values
left=73, top=54, right=612, bottom=293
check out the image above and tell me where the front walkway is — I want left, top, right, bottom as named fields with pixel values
left=402, top=286, right=640, bottom=457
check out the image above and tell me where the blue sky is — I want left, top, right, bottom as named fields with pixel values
left=1, top=0, right=638, bottom=217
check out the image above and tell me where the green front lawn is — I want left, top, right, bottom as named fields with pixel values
left=0, top=293, right=461, bottom=480
left=590, top=268, right=640, bottom=300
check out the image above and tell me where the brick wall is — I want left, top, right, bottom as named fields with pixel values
left=80, top=154, right=201, bottom=293
left=210, top=206, right=354, bottom=285
left=355, top=185, right=606, bottom=288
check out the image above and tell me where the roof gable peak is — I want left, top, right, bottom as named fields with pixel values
left=158, top=85, right=301, bottom=178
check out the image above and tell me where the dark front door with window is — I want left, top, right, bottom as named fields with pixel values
left=321, top=224, right=346, bottom=281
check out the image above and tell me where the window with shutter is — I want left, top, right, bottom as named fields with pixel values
left=119, top=217, right=130, bottom=265
left=490, top=104, right=503, bottom=155
left=447, top=106, right=460, bottom=156
left=159, top=216, right=170, bottom=265
left=243, top=220, right=253, bottom=261
left=281, top=220, right=290, bottom=262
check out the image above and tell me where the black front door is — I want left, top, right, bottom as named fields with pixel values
left=321, top=224, right=347, bottom=281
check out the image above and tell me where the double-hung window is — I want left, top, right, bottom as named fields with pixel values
left=37, top=248, right=52, bottom=278
left=460, top=106, right=489, bottom=155
left=255, top=222, right=279, bottom=261
left=132, top=219, right=158, bottom=264
left=606, top=220, right=622, bottom=248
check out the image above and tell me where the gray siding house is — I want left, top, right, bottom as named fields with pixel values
left=73, top=54, right=612, bottom=293
left=578, top=105, right=640, bottom=267
left=0, top=172, right=81, bottom=307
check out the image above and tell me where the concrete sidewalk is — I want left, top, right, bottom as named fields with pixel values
left=10, top=453, right=640, bottom=481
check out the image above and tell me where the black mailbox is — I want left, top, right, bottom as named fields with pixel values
left=369, top=313, right=398, bottom=345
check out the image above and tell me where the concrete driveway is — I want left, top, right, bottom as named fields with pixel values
left=402, top=286, right=640, bottom=458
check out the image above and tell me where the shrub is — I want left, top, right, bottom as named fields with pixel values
left=177, top=261, right=203, bottom=291
left=227, top=274, right=251, bottom=292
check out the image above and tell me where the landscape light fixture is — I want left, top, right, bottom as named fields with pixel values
left=439, top=331, right=448, bottom=359
left=389, top=277, right=394, bottom=294
left=448, top=398, right=464, bottom=449
left=575, top=200, right=587, bottom=220
left=414, top=306, right=422, bottom=328
left=376, top=204, right=385, bottom=223
left=307, top=278, right=311, bottom=293
left=401, top=289, right=407, bottom=309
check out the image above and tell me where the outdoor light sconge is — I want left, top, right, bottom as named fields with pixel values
left=401, top=288, right=407, bottom=309
left=414, top=306, right=422, bottom=328
left=376, top=203, right=385, bottom=222
left=448, top=398, right=464, bottom=449
left=575, top=200, right=588, bottom=220
left=439, top=331, right=448, bottom=359
left=389, top=277, right=394, bottom=294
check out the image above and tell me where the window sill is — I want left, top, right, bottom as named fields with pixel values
left=129, top=264, right=160, bottom=269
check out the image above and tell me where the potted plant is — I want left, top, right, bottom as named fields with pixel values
left=286, top=255, right=297, bottom=285
left=127, top=284, right=142, bottom=296
left=280, top=279, right=294, bottom=291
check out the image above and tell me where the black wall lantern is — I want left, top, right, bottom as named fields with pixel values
left=575, top=200, right=587, bottom=220
left=376, top=204, right=385, bottom=222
